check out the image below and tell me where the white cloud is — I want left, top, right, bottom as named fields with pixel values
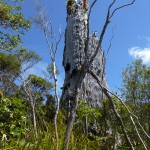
left=128, top=47, right=150, bottom=64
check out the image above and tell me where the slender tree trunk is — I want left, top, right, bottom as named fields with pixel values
left=31, top=99, right=38, bottom=139
left=63, top=105, right=77, bottom=150
left=53, top=61, right=60, bottom=150
left=63, top=88, right=79, bottom=150
left=63, top=71, right=86, bottom=150
left=85, top=116, right=88, bottom=136
left=22, top=79, right=38, bottom=139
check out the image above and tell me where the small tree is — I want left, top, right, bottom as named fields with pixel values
left=34, top=0, right=63, bottom=148
left=121, top=59, right=150, bottom=135
left=18, top=50, right=41, bottom=139
left=25, top=74, right=53, bottom=124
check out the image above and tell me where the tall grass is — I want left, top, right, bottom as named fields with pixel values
left=1, top=120, right=106, bottom=150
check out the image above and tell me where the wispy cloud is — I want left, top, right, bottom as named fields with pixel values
left=128, top=47, right=150, bottom=64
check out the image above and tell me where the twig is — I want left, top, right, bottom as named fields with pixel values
left=109, top=0, right=136, bottom=19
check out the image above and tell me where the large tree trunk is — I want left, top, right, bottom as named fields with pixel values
left=61, top=1, right=107, bottom=149
left=61, top=0, right=137, bottom=149
left=61, top=1, right=107, bottom=113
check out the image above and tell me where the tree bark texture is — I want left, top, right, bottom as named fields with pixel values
left=61, top=0, right=107, bottom=112
left=61, top=1, right=107, bottom=149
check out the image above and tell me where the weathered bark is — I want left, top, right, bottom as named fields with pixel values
left=62, top=2, right=107, bottom=149
left=62, top=0, right=136, bottom=149
left=63, top=71, right=86, bottom=150
left=61, top=0, right=106, bottom=112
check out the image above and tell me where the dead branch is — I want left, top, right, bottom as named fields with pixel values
left=102, top=85, right=150, bottom=140
left=87, top=0, right=136, bottom=70
left=89, top=70, right=134, bottom=150
left=109, top=0, right=136, bottom=19
left=84, top=0, right=98, bottom=64
left=130, top=116, right=148, bottom=150
left=89, top=70, right=149, bottom=150
left=64, top=1, right=136, bottom=149
left=106, top=25, right=116, bottom=57
left=86, top=0, right=114, bottom=70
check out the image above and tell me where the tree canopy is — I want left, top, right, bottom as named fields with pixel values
left=0, top=0, right=30, bottom=51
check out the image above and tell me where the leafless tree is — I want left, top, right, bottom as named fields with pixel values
left=34, top=0, right=63, bottom=149
left=63, top=0, right=137, bottom=150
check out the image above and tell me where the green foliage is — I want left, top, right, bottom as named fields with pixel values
left=0, top=110, right=108, bottom=150
left=121, top=59, right=150, bottom=105
left=25, top=74, right=53, bottom=103
left=121, top=59, right=150, bottom=121
left=0, top=0, right=30, bottom=50
left=120, top=59, right=150, bottom=148
left=22, top=74, right=54, bottom=126
left=0, top=97, right=28, bottom=141
left=0, top=53, right=21, bottom=73
left=28, top=74, right=53, bottom=91
left=18, top=49, right=41, bottom=67
left=1, top=56, right=150, bottom=149
left=77, top=99, right=101, bottom=121
left=0, top=52, right=21, bottom=95
left=44, top=95, right=56, bottom=121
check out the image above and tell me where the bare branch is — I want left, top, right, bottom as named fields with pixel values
left=89, top=70, right=134, bottom=150
left=84, top=0, right=98, bottom=64
left=108, top=90, right=150, bottom=140
left=109, top=0, right=136, bottom=19
left=130, top=116, right=148, bottom=150
left=86, top=0, right=116, bottom=70
left=54, top=28, right=64, bottom=57
left=86, top=0, right=136, bottom=71
left=89, top=69, right=150, bottom=149
left=43, top=30, right=54, bottom=61
left=106, top=25, right=116, bottom=57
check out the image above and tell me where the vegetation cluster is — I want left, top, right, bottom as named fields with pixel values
left=0, top=0, right=150, bottom=150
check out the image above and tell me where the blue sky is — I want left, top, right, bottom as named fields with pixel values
left=20, top=0, right=150, bottom=93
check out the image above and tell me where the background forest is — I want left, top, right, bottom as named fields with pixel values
left=0, top=0, right=150, bottom=150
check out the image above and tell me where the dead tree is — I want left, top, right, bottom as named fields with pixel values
left=61, top=0, right=136, bottom=150
left=34, top=0, right=63, bottom=149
